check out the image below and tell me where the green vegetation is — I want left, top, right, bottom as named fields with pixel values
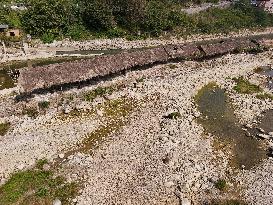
left=2, top=0, right=273, bottom=42
left=22, top=107, right=39, bottom=118
left=215, top=179, right=228, bottom=191
left=83, top=86, right=115, bottom=102
left=38, top=101, right=50, bottom=109
left=80, top=98, right=137, bottom=152
left=233, top=77, right=262, bottom=94
left=256, top=93, right=273, bottom=100
left=0, top=122, right=10, bottom=136
left=0, top=160, right=78, bottom=205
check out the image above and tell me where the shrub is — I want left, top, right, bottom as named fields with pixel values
left=41, top=33, right=56, bottom=44
left=66, top=24, right=90, bottom=41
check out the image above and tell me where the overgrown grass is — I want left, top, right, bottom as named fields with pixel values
left=233, top=77, right=262, bottom=94
left=0, top=122, right=10, bottom=136
left=0, top=161, right=78, bottom=205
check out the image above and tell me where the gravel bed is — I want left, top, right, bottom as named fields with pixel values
left=0, top=51, right=273, bottom=204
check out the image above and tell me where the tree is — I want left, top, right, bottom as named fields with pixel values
left=82, top=0, right=116, bottom=31
left=21, top=0, right=78, bottom=37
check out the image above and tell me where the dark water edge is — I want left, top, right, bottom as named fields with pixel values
left=195, top=83, right=267, bottom=169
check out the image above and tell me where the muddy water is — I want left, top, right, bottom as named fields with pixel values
left=195, top=83, right=266, bottom=169
left=255, top=66, right=273, bottom=89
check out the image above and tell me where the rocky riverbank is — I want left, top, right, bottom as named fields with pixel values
left=1, top=27, right=273, bottom=64
left=0, top=47, right=273, bottom=204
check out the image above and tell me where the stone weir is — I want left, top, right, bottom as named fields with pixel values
left=18, top=38, right=269, bottom=93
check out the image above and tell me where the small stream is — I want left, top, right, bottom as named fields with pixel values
left=195, top=83, right=267, bottom=169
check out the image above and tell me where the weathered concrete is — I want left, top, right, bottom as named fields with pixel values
left=18, top=37, right=265, bottom=93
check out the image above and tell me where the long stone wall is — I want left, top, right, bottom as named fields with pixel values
left=18, top=37, right=269, bottom=93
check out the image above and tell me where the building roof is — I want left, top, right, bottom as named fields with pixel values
left=0, top=25, right=9, bottom=29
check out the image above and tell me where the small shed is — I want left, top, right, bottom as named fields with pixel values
left=6, top=29, right=20, bottom=37
left=0, top=25, right=20, bottom=37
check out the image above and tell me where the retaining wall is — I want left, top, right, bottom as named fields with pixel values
left=18, top=37, right=266, bottom=93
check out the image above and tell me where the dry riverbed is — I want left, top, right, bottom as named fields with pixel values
left=0, top=50, right=273, bottom=205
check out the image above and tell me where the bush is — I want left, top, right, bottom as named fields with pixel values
left=142, top=0, right=185, bottom=36
left=66, top=24, right=90, bottom=40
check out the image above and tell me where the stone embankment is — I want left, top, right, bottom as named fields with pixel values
left=18, top=37, right=272, bottom=93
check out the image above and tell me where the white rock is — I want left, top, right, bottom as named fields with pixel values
left=181, top=198, right=191, bottom=205
left=17, top=164, right=25, bottom=170
left=258, top=134, right=270, bottom=140
left=59, top=154, right=65, bottom=159
left=53, top=199, right=62, bottom=205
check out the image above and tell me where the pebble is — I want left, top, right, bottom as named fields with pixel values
left=53, top=199, right=62, bottom=205
left=59, top=154, right=65, bottom=159
left=181, top=198, right=191, bottom=205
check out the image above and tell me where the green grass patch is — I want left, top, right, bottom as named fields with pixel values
left=215, top=179, right=228, bottom=191
left=233, top=77, right=262, bottom=94
left=0, top=162, right=78, bottom=205
left=0, top=122, right=10, bottom=136
left=256, top=93, right=273, bottom=100
left=83, top=86, right=115, bottom=102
